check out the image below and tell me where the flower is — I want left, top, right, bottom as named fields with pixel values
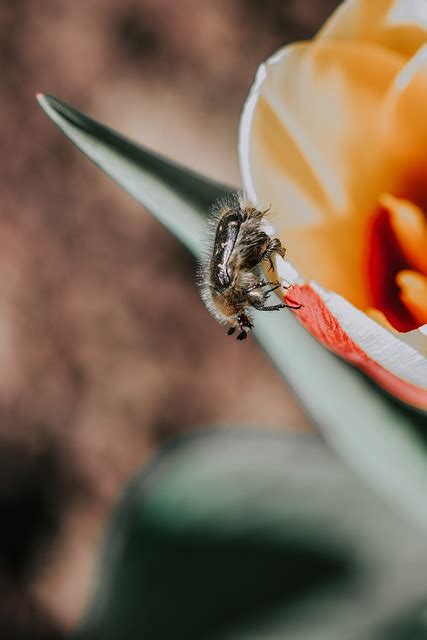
left=239, top=0, right=427, bottom=410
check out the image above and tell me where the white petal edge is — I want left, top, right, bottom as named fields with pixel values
left=311, top=281, right=427, bottom=388
left=239, top=57, right=268, bottom=205
left=275, top=259, right=300, bottom=290
left=239, top=44, right=316, bottom=205
left=275, top=256, right=427, bottom=376
left=275, top=256, right=427, bottom=388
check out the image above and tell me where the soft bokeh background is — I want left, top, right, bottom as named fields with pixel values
left=0, top=1, right=339, bottom=637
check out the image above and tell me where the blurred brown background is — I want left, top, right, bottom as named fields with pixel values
left=0, top=1, right=339, bottom=637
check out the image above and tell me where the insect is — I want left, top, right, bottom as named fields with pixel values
left=198, top=193, right=302, bottom=340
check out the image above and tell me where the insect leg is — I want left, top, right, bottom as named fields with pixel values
left=246, top=282, right=284, bottom=308
left=236, top=330, right=247, bottom=340
left=252, top=301, right=302, bottom=311
left=227, top=327, right=236, bottom=336
left=264, top=282, right=282, bottom=295
left=283, top=302, right=303, bottom=310
left=259, top=238, right=286, bottom=271
left=245, top=280, right=280, bottom=294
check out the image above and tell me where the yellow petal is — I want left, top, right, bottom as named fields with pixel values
left=240, top=40, right=402, bottom=308
left=380, top=194, right=427, bottom=274
left=318, top=0, right=427, bottom=58
left=396, top=270, right=427, bottom=324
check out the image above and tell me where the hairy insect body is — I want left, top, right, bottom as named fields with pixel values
left=199, top=195, right=301, bottom=340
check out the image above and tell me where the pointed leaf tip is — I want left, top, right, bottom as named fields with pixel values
left=36, top=94, right=233, bottom=253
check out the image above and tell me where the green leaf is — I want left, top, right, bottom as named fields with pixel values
left=75, top=430, right=427, bottom=640
left=37, top=94, right=427, bottom=533
left=36, top=93, right=233, bottom=254
left=373, top=603, right=427, bottom=640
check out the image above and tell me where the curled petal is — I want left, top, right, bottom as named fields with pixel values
left=318, top=0, right=427, bottom=58
left=283, top=282, right=427, bottom=410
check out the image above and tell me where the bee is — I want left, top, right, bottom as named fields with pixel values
left=198, top=193, right=301, bottom=340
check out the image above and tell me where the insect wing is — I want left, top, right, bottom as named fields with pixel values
left=211, top=209, right=242, bottom=289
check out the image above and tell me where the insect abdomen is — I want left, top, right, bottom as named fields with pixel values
left=211, top=208, right=243, bottom=289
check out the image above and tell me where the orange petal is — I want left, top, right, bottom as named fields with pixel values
left=282, top=280, right=427, bottom=409
left=317, top=0, right=427, bottom=58
left=380, top=194, right=427, bottom=275
left=240, top=40, right=402, bottom=309
left=397, top=270, right=427, bottom=324
left=380, top=45, right=427, bottom=170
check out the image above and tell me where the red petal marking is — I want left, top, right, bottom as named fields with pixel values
left=365, top=207, right=419, bottom=332
left=285, top=284, right=427, bottom=410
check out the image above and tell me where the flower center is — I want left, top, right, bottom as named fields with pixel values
left=365, top=192, right=427, bottom=332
